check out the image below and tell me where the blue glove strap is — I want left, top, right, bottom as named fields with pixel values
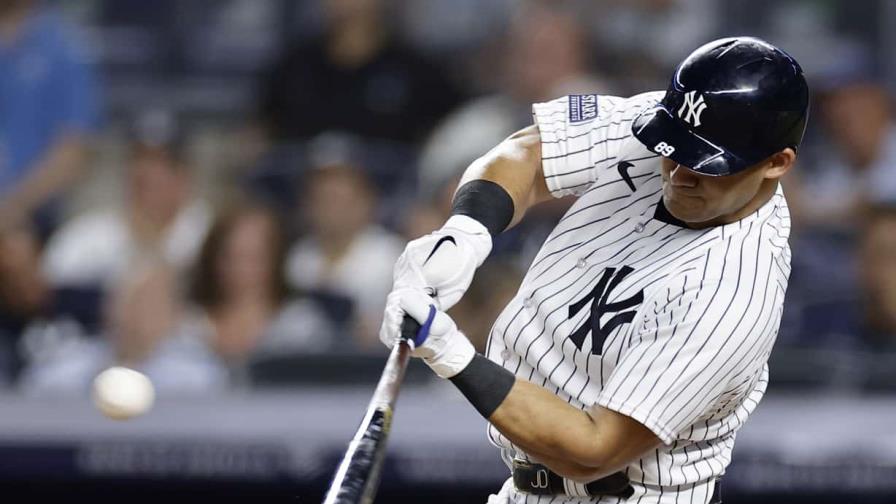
left=413, top=305, right=437, bottom=348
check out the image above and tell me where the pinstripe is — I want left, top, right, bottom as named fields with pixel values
left=665, top=237, right=777, bottom=428
left=658, top=222, right=763, bottom=423
left=523, top=226, right=700, bottom=385
left=638, top=237, right=737, bottom=419
left=531, top=191, right=681, bottom=287
left=486, top=91, right=789, bottom=504
left=528, top=182, right=663, bottom=273
left=540, top=116, right=638, bottom=145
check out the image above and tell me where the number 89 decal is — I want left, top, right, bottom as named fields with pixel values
left=653, top=141, right=676, bottom=157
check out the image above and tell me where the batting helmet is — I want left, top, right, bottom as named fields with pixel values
left=632, top=36, right=810, bottom=176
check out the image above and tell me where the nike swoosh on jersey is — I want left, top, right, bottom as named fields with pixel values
left=424, top=235, right=457, bottom=264
left=617, top=161, right=636, bottom=192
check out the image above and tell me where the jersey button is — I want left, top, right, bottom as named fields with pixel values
left=501, top=349, right=512, bottom=361
left=576, top=258, right=587, bottom=269
left=634, top=222, right=645, bottom=233
left=523, top=297, right=535, bottom=309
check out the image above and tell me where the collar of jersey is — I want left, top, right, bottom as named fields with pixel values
left=653, top=197, right=691, bottom=228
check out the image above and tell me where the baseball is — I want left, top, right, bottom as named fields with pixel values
left=91, top=366, right=155, bottom=420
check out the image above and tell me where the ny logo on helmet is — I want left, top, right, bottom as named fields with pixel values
left=678, top=90, right=707, bottom=127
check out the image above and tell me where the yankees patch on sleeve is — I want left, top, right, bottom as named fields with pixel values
left=568, top=94, right=599, bottom=123
left=532, top=91, right=665, bottom=198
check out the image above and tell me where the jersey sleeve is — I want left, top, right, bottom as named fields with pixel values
left=594, top=267, right=778, bottom=445
left=532, top=91, right=663, bottom=198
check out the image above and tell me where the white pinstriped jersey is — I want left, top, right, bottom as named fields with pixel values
left=484, top=91, right=792, bottom=504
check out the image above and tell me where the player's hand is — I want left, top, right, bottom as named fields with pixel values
left=380, top=287, right=476, bottom=379
left=392, top=215, right=492, bottom=311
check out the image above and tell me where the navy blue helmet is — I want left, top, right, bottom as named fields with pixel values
left=632, top=36, right=810, bottom=176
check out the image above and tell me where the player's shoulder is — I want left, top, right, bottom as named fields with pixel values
left=621, top=90, right=665, bottom=108
left=535, top=90, right=663, bottom=117
left=532, top=90, right=665, bottom=139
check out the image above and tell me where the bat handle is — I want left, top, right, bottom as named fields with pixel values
left=400, top=314, right=421, bottom=343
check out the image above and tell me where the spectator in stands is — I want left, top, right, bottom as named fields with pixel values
left=0, top=223, right=54, bottom=385
left=18, top=258, right=226, bottom=395
left=0, top=223, right=105, bottom=386
left=186, top=204, right=335, bottom=384
left=0, top=0, right=100, bottom=238
left=778, top=47, right=896, bottom=344
left=859, top=206, right=896, bottom=350
left=257, top=0, right=461, bottom=145
left=41, top=110, right=211, bottom=290
left=417, top=2, right=608, bottom=266
left=585, top=0, right=720, bottom=92
left=419, top=2, right=608, bottom=197
left=787, top=48, right=896, bottom=233
left=287, top=161, right=403, bottom=350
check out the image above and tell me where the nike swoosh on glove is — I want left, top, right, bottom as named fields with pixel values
left=391, top=215, right=492, bottom=311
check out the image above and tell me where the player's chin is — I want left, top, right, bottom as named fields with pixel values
left=663, top=193, right=710, bottom=223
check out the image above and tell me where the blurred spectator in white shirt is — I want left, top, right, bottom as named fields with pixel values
left=287, top=160, right=403, bottom=350
left=0, top=222, right=104, bottom=386
left=41, top=110, right=211, bottom=290
left=185, top=204, right=335, bottom=385
left=18, top=258, right=227, bottom=396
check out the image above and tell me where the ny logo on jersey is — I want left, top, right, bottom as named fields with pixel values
left=568, top=266, right=644, bottom=355
left=677, top=90, right=708, bottom=127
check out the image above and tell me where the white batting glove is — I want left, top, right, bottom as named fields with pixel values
left=379, top=287, right=476, bottom=379
left=391, top=215, right=492, bottom=311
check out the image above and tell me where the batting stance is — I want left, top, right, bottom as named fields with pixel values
left=380, top=37, right=809, bottom=503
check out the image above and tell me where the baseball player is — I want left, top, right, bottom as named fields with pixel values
left=380, top=37, right=809, bottom=503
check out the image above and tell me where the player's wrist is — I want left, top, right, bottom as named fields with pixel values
left=440, top=215, right=493, bottom=266
left=422, top=330, right=476, bottom=379
left=450, top=179, right=515, bottom=237
left=449, top=354, right=516, bottom=419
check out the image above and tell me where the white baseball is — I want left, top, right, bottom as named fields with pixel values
left=91, top=366, right=155, bottom=420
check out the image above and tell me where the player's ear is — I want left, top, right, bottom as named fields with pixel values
left=762, top=148, right=796, bottom=180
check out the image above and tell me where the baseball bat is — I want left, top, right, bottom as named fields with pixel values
left=321, top=315, right=421, bottom=504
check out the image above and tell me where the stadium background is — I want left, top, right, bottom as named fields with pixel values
left=1, top=0, right=894, bottom=502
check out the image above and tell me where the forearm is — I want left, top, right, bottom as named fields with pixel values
left=2, top=134, right=90, bottom=213
left=448, top=355, right=661, bottom=483
left=389, top=295, right=663, bottom=484
left=489, top=379, right=610, bottom=481
left=456, top=125, right=550, bottom=228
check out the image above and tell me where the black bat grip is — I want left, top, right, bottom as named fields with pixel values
left=400, top=314, right=421, bottom=343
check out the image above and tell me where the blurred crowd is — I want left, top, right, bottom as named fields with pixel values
left=0, top=0, right=894, bottom=394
